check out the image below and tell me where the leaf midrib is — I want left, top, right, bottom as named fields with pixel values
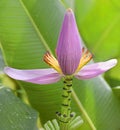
left=19, top=0, right=51, bottom=52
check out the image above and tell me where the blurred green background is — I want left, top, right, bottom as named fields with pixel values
left=0, top=0, right=120, bottom=130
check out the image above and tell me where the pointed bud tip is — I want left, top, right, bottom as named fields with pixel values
left=67, top=8, right=73, bottom=13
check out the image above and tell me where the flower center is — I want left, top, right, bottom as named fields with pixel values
left=75, top=47, right=93, bottom=73
left=43, top=48, right=92, bottom=76
left=43, top=51, right=62, bottom=74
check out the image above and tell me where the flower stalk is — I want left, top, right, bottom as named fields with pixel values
left=56, top=76, right=74, bottom=129
left=61, top=76, right=73, bottom=117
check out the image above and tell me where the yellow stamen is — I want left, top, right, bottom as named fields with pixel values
left=75, top=47, right=93, bottom=73
left=43, top=51, right=62, bottom=74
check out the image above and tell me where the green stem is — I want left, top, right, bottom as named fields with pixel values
left=56, top=76, right=73, bottom=130
left=61, top=76, right=72, bottom=117
left=72, top=88, right=96, bottom=130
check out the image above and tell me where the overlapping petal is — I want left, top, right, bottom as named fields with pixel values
left=56, top=9, right=82, bottom=75
left=4, top=67, right=61, bottom=84
left=75, top=59, right=117, bottom=79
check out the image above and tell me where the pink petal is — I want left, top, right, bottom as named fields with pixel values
left=75, top=59, right=117, bottom=79
left=4, top=67, right=61, bottom=84
left=26, top=73, right=61, bottom=84
left=56, top=8, right=82, bottom=75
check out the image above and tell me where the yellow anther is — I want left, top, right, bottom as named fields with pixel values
left=43, top=51, right=62, bottom=74
left=75, top=48, right=93, bottom=73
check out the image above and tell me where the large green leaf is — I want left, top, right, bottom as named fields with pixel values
left=75, top=0, right=120, bottom=61
left=0, top=0, right=120, bottom=130
left=0, top=86, right=38, bottom=130
left=0, top=0, right=65, bottom=124
left=75, top=0, right=120, bottom=87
